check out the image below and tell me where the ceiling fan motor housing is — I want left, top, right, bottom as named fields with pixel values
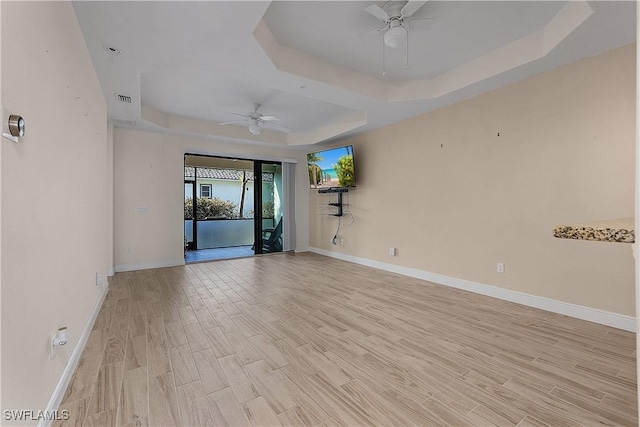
left=384, top=2, right=406, bottom=19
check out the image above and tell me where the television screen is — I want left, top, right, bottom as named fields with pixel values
left=307, top=145, right=356, bottom=189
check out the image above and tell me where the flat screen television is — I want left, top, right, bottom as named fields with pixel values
left=307, top=145, right=355, bottom=190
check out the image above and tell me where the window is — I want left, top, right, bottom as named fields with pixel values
left=200, top=184, right=212, bottom=199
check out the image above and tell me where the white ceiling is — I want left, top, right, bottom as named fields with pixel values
left=72, top=1, right=636, bottom=148
left=140, top=69, right=358, bottom=133
left=264, top=1, right=566, bottom=82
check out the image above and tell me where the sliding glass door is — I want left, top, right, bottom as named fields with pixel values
left=257, top=162, right=283, bottom=254
left=184, top=155, right=284, bottom=261
left=184, top=181, right=195, bottom=253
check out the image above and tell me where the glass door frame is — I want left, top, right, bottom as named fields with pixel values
left=185, top=179, right=197, bottom=252
left=253, top=161, right=264, bottom=255
left=252, top=160, right=283, bottom=255
left=185, top=154, right=283, bottom=258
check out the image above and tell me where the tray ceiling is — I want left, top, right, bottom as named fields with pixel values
left=73, top=1, right=636, bottom=147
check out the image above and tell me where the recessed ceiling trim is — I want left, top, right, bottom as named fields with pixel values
left=111, top=117, right=136, bottom=127
left=253, top=20, right=389, bottom=102
left=411, top=31, right=544, bottom=101
left=287, top=110, right=368, bottom=146
left=543, top=0, right=594, bottom=53
left=73, top=0, right=631, bottom=147
left=141, top=104, right=288, bottom=145
left=140, top=103, right=367, bottom=146
left=256, top=0, right=593, bottom=104
left=416, top=0, right=592, bottom=101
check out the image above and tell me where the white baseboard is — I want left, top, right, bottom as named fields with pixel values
left=115, top=258, right=185, bottom=273
left=38, top=285, right=109, bottom=427
left=309, top=247, right=635, bottom=332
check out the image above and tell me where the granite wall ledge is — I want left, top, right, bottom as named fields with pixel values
left=553, top=218, right=634, bottom=243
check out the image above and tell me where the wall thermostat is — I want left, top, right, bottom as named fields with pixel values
left=8, top=115, right=25, bottom=137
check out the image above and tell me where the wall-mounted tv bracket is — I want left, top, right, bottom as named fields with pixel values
left=319, top=187, right=348, bottom=217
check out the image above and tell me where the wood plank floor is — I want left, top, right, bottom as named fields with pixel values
left=55, top=252, right=637, bottom=426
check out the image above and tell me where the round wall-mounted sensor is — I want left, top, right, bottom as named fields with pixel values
left=8, top=115, right=25, bottom=137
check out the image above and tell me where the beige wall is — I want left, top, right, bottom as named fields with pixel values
left=0, top=0, right=4, bottom=413
left=113, top=128, right=309, bottom=271
left=107, top=121, right=114, bottom=275
left=1, top=0, right=108, bottom=415
left=310, top=44, right=636, bottom=316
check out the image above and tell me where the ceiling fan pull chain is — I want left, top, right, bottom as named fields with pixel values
left=382, top=36, right=386, bottom=76
left=406, top=30, right=410, bottom=70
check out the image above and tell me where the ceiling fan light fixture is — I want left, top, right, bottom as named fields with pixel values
left=384, top=25, right=407, bottom=48
left=248, top=123, right=261, bottom=135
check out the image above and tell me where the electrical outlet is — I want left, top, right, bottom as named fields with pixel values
left=96, top=272, right=104, bottom=285
left=389, top=247, right=396, bottom=256
left=127, top=247, right=133, bottom=255
left=497, top=263, right=505, bottom=273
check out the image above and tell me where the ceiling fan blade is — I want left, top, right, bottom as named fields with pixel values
left=359, top=26, right=386, bottom=37
left=225, top=112, right=250, bottom=118
left=259, top=115, right=281, bottom=122
left=261, top=122, right=291, bottom=133
left=406, top=17, right=435, bottom=30
left=365, top=4, right=389, bottom=21
left=401, top=0, right=427, bottom=17
left=218, top=120, right=247, bottom=126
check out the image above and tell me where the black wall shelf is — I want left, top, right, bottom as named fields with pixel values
left=318, top=188, right=348, bottom=216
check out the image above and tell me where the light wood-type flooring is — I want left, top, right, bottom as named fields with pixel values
left=55, top=252, right=637, bottom=426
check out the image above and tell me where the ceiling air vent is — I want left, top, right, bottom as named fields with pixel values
left=115, top=94, right=132, bottom=104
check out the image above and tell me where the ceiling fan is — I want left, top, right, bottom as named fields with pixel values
left=361, top=0, right=435, bottom=75
left=219, top=103, right=290, bottom=135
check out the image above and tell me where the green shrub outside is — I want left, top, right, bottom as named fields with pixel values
left=184, top=197, right=237, bottom=220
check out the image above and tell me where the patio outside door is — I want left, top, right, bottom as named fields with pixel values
left=184, top=155, right=284, bottom=261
